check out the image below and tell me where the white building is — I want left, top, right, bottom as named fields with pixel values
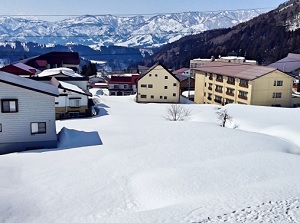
left=0, top=71, right=59, bottom=154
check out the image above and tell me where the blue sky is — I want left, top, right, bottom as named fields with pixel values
left=1, top=0, right=287, bottom=21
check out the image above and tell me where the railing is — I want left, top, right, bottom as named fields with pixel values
left=238, top=95, right=248, bottom=100
left=216, top=78, right=223, bottom=83
left=226, top=92, right=234, bottom=96
left=227, top=81, right=235, bottom=85
left=214, top=99, right=222, bottom=104
left=208, top=87, right=212, bottom=90
left=215, top=89, right=223, bottom=93
left=239, top=83, right=248, bottom=88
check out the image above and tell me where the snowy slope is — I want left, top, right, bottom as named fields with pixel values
left=0, top=10, right=265, bottom=48
left=0, top=92, right=300, bottom=223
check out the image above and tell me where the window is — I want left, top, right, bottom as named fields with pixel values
left=173, top=93, right=176, bottom=97
left=208, top=93, right=212, bottom=101
left=273, top=92, right=282, bottom=98
left=226, top=88, right=234, bottom=96
left=216, top=74, right=223, bottom=82
left=239, top=79, right=248, bottom=87
left=151, top=95, right=154, bottom=99
left=141, top=84, right=147, bottom=88
left=1, top=99, right=18, bottom=113
left=164, top=96, right=168, bottom=99
left=215, top=85, right=223, bottom=93
left=124, top=85, right=128, bottom=89
left=141, top=95, right=147, bottom=98
left=208, top=83, right=213, bottom=90
left=225, top=99, right=234, bottom=104
left=148, top=84, right=153, bottom=88
left=238, top=91, right=248, bottom=100
left=160, top=96, right=163, bottom=99
left=209, top=73, right=213, bottom=80
left=149, top=74, right=152, bottom=77
left=165, top=76, right=168, bottom=79
left=164, top=86, right=168, bottom=89
left=31, top=122, right=46, bottom=134
left=69, top=98, right=80, bottom=107
left=110, top=92, right=116, bottom=96
left=173, top=83, right=177, bottom=86
left=215, top=96, right=222, bottom=103
left=155, top=74, right=158, bottom=77
left=227, top=76, right=235, bottom=84
left=114, top=85, right=119, bottom=89
left=274, top=80, right=283, bottom=86
left=0, top=124, right=2, bottom=132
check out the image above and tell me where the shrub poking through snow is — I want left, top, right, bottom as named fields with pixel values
left=164, top=104, right=191, bottom=121
left=217, top=109, right=232, bottom=127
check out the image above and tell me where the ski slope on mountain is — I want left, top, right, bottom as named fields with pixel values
left=0, top=91, right=300, bottom=223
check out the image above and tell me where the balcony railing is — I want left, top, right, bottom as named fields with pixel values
left=208, top=87, right=212, bottom=90
left=227, top=81, right=235, bottom=85
left=209, top=76, right=213, bottom=80
left=239, top=83, right=249, bottom=88
left=226, top=92, right=234, bottom=96
left=238, top=95, right=248, bottom=100
left=216, top=78, right=223, bottom=83
left=215, top=89, right=223, bottom=93
left=214, top=99, right=222, bottom=104
left=207, top=97, right=212, bottom=101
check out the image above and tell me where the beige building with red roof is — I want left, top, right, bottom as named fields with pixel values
left=194, top=61, right=297, bottom=107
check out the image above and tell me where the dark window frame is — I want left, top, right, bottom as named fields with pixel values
left=31, top=122, right=46, bottom=135
left=1, top=99, right=18, bottom=113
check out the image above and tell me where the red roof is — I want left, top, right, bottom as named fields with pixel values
left=173, top=68, right=189, bottom=75
left=36, top=60, right=47, bottom=67
left=110, top=74, right=139, bottom=84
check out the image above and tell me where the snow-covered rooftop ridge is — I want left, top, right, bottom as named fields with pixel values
left=37, top=67, right=83, bottom=78
left=0, top=70, right=58, bottom=96
left=58, top=80, right=87, bottom=95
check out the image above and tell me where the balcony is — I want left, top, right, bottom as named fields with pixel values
left=209, top=76, right=213, bottom=80
left=239, top=83, right=248, bottom=88
left=227, top=81, right=235, bottom=85
left=216, top=78, right=223, bottom=83
left=226, top=92, right=234, bottom=96
left=214, top=99, right=222, bottom=104
left=238, top=95, right=248, bottom=100
left=208, top=87, right=212, bottom=91
left=207, top=97, right=212, bottom=101
left=215, top=89, right=223, bottom=93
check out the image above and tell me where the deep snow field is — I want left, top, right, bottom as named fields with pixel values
left=1, top=88, right=300, bottom=223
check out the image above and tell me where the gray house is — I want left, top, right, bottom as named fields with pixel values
left=0, top=71, right=59, bottom=155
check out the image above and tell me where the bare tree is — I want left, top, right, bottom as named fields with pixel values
left=216, top=109, right=232, bottom=127
left=164, top=104, right=191, bottom=121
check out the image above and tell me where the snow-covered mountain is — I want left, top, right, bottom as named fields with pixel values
left=0, top=10, right=266, bottom=48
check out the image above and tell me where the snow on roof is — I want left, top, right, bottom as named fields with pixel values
left=37, top=68, right=83, bottom=78
left=50, top=77, right=91, bottom=96
left=269, top=53, right=300, bottom=73
left=0, top=71, right=58, bottom=96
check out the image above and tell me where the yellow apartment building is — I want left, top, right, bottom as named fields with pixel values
left=136, top=63, right=180, bottom=103
left=194, top=61, right=296, bottom=107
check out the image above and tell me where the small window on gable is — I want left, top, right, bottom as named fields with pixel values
left=141, top=95, right=147, bottom=99
left=148, top=84, right=153, bottom=88
left=155, top=74, right=158, bottom=77
left=149, top=74, right=152, bottom=77
left=173, top=83, right=177, bottom=86
left=160, top=96, right=163, bottom=99
left=164, top=86, right=168, bottom=89
left=151, top=95, right=154, bottom=99
left=1, top=99, right=18, bottom=113
left=165, top=76, right=168, bottom=79
left=141, top=84, right=147, bottom=88
left=173, top=93, right=176, bottom=97
left=164, top=96, right=167, bottom=99
left=31, top=122, right=46, bottom=134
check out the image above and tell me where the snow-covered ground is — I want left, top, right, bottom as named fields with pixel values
left=1, top=89, right=300, bottom=223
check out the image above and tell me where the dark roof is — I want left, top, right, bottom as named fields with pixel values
left=0, top=63, right=39, bottom=76
left=268, top=53, right=300, bottom=73
left=175, top=74, right=189, bottom=82
left=138, top=62, right=180, bottom=82
left=19, top=52, right=80, bottom=68
left=194, top=61, right=277, bottom=80
left=0, top=71, right=59, bottom=96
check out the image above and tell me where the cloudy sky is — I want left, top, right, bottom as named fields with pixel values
left=0, top=0, right=287, bottom=21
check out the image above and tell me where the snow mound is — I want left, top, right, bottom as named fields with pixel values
left=57, top=127, right=102, bottom=149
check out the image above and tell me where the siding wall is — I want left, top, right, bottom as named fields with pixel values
left=0, top=82, right=57, bottom=154
left=137, top=65, right=180, bottom=103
